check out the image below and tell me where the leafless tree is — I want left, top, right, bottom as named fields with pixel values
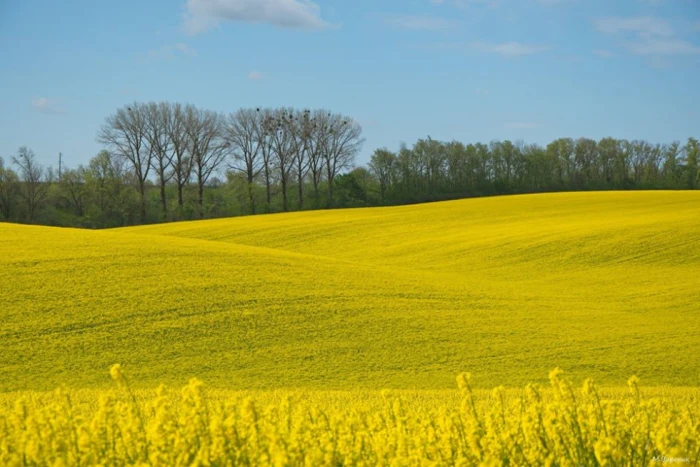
left=226, top=108, right=262, bottom=214
left=322, top=113, right=364, bottom=205
left=288, top=109, right=315, bottom=209
left=12, top=147, right=51, bottom=222
left=185, top=106, right=228, bottom=217
left=256, top=108, right=275, bottom=209
left=145, top=102, right=174, bottom=218
left=167, top=103, right=194, bottom=212
left=98, top=103, right=153, bottom=222
left=268, top=107, right=296, bottom=211
left=307, top=110, right=328, bottom=206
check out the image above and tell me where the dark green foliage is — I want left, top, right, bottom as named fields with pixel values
left=2, top=135, right=698, bottom=229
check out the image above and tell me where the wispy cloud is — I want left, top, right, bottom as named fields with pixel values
left=174, top=43, right=197, bottom=56
left=31, top=97, right=65, bottom=115
left=384, top=15, right=461, bottom=31
left=184, top=0, right=332, bottom=35
left=423, top=41, right=549, bottom=56
left=625, top=38, right=700, bottom=56
left=470, top=41, right=549, bottom=56
left=434, top=0, right=574, bottom=7
left=248, top=71, right=264, bottom=80
left=594, top=16, right=700, bottom=57
left=147, top=43, right=197, bottom=59
left=594, top=16, right=674, bottom=37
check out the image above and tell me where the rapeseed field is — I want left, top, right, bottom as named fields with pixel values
left=0, top=366, right=697, bottom=466
left=2, top=191, right=700, bottom=464
left=2, top=191, right=699, bottom=390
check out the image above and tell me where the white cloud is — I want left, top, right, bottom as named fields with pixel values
left=31, top=97, right=65, bottom=115
left=436, top=0, right=573, bottom=7
left=470, top=41, right=549, bottom=56
left=248, top=71, right=264, bottom=80
left=594, top=16, right=674, bottom=37
left=594, top=16, right=700, bottom=57
left=185, top=0, right=331, bottom=34
left=385, top=15, right=460, bottom=31
left=175, top=43, right=197, bottom=56
left=626, top=38, right=700, bottom=55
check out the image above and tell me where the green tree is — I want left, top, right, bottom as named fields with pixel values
left=684, top=137, right=699, bottom=189
left=59, top=167, right=88, bottom=217
left=369, top=149, right=395, bottom=202
left=0, top=156, right=20, bottom=220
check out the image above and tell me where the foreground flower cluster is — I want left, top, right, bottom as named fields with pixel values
left=0, top=366, right=698, bottom=466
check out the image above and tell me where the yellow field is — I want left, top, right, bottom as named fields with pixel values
left=2, top=191, right=700, bottom=464
left=0, top=366, right=698, bottom=466
left=1, top=191, right=700, bottom=391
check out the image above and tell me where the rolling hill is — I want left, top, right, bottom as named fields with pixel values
left=1, top=191, right=699, bottom=391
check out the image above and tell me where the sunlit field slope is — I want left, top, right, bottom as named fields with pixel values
left=2, top=191, right=699, bottom=391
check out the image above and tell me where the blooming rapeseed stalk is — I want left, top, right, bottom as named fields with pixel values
left=0, top=366, right=696, bottom=466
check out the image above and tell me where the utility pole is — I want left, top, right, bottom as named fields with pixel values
left=58, top=152, right=62, bottom=181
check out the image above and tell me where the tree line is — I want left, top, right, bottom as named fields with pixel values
left=0, top=102, right=365, bottom=227
left=0, top=101, right=697, bottom=228
left=368, top=136, right=700, bottom=205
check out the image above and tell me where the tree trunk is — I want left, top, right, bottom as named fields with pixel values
left=264, top=166, right=271, bottom=208
left=297, top=170, right=303, bottom=210
left=281, top=176, right=288, bottom=211
left=198, top=181, right=204, bottom=218
left=138, top=182, right=147, bottom=223
left=247, top=168, right=256, bottom=215
left=177, top=183, right=184, bottom=208
left=326, top=164, right=334, bottom=207
left=313, top=176, right=321, bottom=208
left=327, top=179, right=334, bottom=207
left=160, top=180, right=167, bottom=219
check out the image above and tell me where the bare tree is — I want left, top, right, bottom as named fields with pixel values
left=322, top=113, right=364, bottom=206
left=146, top=102, right=174, bottom=218
left=289, top=109, right=315, bottom=209
left=185, top=106, right=228, bottom=217
left=256, top=108, right=276, bottom=209
left=167, top=103, right=194, bottom=212
left=0, top=156, right=20, bottom=220
left=12, top=147, right=51, bottom=222
left=98, top=103, right=152, bottom=222
left=269, top=107, right=295, bottom=211
left=226, top=108, right=262, bottom=214
left=307, top=110, right=328, bottom=207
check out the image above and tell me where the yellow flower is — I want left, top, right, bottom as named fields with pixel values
left=110, top=364, right=123, bottom=382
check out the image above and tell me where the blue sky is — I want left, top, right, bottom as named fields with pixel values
left=1, top=0, right=699, bottom=169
